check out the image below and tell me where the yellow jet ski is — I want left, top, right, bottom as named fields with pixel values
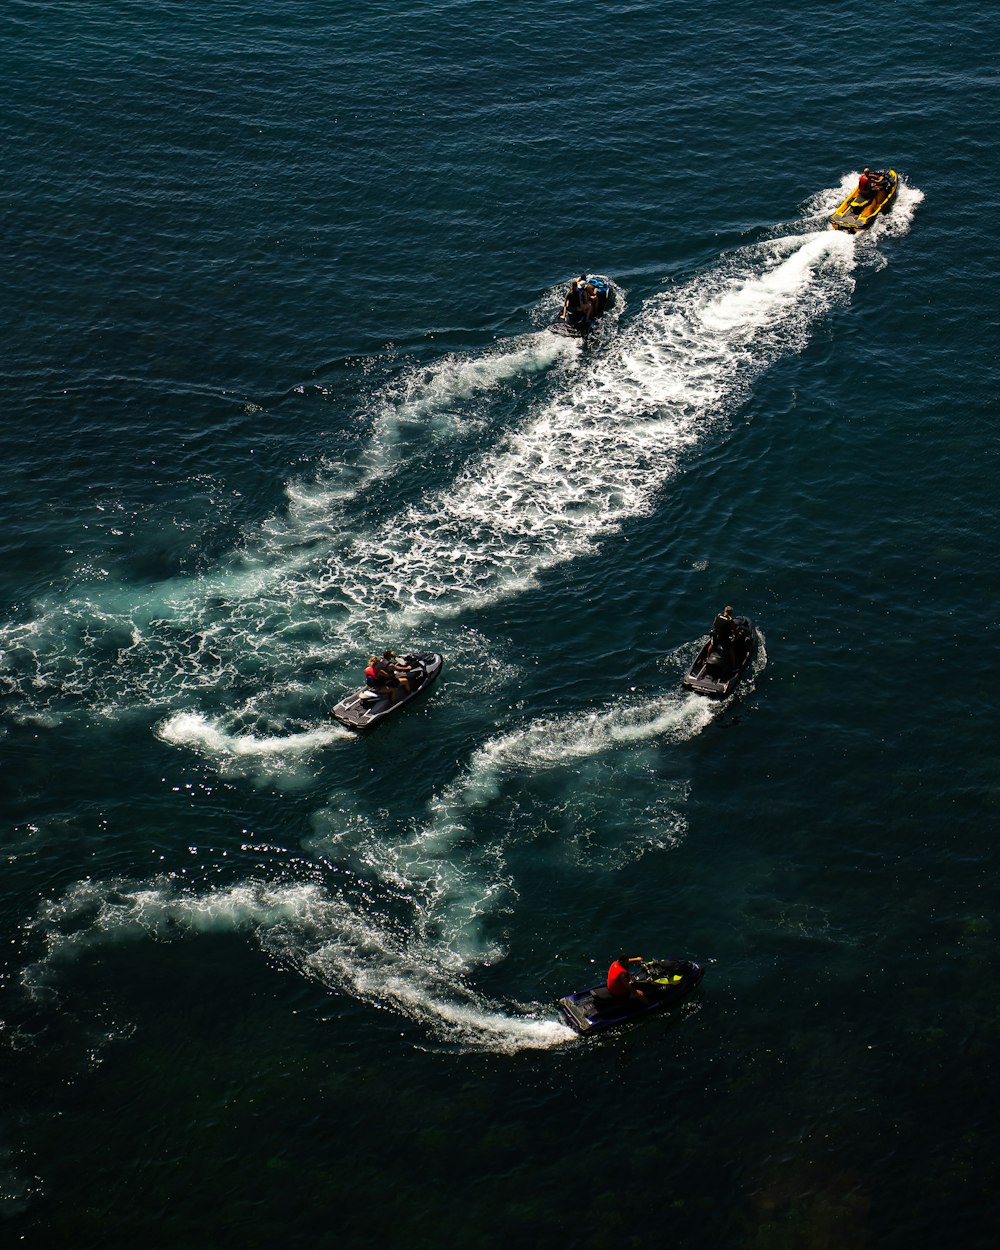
left=829, top=168, right=899, bottom=233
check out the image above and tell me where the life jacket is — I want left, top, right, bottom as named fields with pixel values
left=365, top=664, right=379, bottom=688
left=607, top=960, right=631, bottom=996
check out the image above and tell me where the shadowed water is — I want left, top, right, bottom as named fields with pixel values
left=2, top=2, right=999, bottom=1248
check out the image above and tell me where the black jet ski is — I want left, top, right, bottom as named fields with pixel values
left=558, top=958, right=705, bottom=1035
left=682, top=616, right=758, bottom=698
left=829, top=168, right=899, bottom=233
left=330, top=650, right=443, bottom=731
left=549, top=273, right=616, bottom=339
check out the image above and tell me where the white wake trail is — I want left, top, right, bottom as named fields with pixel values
left=0, top=199, right=908, bottom=721
left=21, top=653, right=762, bottom=1051
left=313, top=229, right=859, bottom=629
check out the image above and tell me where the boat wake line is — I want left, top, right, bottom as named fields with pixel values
left=19, top=654, right=765, bottom=1053
left=2, top=185, right=911, bottom=1049
left=0, top=190, right=916, bottom=732
left=284, top=326, right=581, bottom=526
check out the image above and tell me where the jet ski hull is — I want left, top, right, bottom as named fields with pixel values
left=682, top=616, right=758, bottom=698
left=549, top=274, right=616, bottom=339
left=330, top=651, right=443, bottom=731
left=558, top=959, right=705, bottom=1035
left=829, top=169, right=899, bottom=233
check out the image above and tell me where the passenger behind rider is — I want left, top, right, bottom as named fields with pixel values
left=561, top=274, right=588, bottom=325
left=580, top=281, right=599, bottom=327
left=607, top=953, right=652, bottom=1006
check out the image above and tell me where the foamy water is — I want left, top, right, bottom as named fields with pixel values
left=21, top=654, right=765, bottom=1051
left=2, top=190, right=907, bottom=1051
left=0, top=193, right=911, bottom=734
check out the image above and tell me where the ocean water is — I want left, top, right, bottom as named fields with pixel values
left=2, top=1, right=999, bottom=1246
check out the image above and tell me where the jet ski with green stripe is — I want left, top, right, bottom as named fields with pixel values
left=558, top=958, right=704, bottom=1035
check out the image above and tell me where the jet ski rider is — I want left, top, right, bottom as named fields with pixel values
left=607, top=953, right=651, bottom=1005
left=707, top=605, right=737, bottom=668
left=366, top=650, right=413, bottom=704
left=561, top=275, right=594, bottom=329
left=856, top=167, right=886, bottom=205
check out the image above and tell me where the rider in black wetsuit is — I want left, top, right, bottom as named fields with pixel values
left=709, top=605, right=737, bottom=668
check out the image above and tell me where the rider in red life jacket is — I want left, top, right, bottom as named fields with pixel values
left=857, top=168, right=873, bottom=201
left=365, top=650, right=413, bottom=705
left=607, top=954, right=649, bottom=1003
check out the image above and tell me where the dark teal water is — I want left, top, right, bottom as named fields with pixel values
left=2, top=2, right=999, bottom=1246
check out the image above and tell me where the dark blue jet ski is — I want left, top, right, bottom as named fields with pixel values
left=549, top=273, right=616, bottom=339
left=330, top=650, right=443, bottom=731
left=682, top=616, right=758, bottom=698
left=558, top=958, right=705, bottom=1035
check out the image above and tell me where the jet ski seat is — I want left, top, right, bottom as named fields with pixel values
left=591, top=986, right=648, bottom=1013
